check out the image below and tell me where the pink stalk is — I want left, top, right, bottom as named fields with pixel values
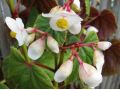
left=63, top=0, right=74, bottom=12
left=71, top=48, right=89, bottom=75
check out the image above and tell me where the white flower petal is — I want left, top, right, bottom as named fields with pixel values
left=47, top=36, right=59, bottom=53
left=5, top=17, right=19, bottom=33
left=79, top=63, right=102, bottom=88
left=25, top=33, right=35, bottom=46
left=54, top=60, right=73, bottom=82
left=28, top=38, right=45, bottom=60
left=68, top=14, right=83, bottom=23
left=16, top=34, right=24, bottom=46
left=98, top=41, right=112, bottom=51
left=16, top=18, right=24, bottom=29
left=42, top=13, right=55, bottom=18
left=87, top=26, right=98, bottom=33
left=16, top=30, right=28, bottom=46
left=93, top=50, right=104, bottom=73
left=69, top=22, right=81, bottom=34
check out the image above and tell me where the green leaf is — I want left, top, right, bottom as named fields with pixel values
left=34, top=15, right=50, bottom=31
left=37, top=49, right=55, bottom=80
left=26, top=7, right=39, bottom=27
left=84, top=31, right=99, bottom=43
left=79, top=46, right=94, bottom=64
left=3, top=47, right=54, bottom=89
left=7, top=0, right=15, bottom=12
left=34, top=15, right=66, bottom=45
left=0, top=83, right=9, bottom=89
left=67, top=35, right=80, bottom=45
left=85, top=0, right=90, bottom=16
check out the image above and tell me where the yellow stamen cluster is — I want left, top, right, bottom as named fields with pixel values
left=10, top=31, right=16, bottom=38
left=56, top=18, right=68, bottom=30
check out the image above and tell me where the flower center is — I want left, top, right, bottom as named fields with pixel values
left=10, top=31, right=16, bottom=38
left=56, top=18, right=69, bottom=30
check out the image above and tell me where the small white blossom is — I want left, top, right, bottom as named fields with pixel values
left=42, top=8, right=83, bottom=35
left=5, top=17, right=28, bottom=46
left=47, top=36, right=59, bottom=53
left=97, top=41, right=112, bottom=51
left=54, top=60, right=73, bottom=83
left=79, top=62, right=102, bottom=88
left=28, top=38, right=45, bottom=60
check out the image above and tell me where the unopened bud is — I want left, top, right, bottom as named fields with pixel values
left=54, top=60, right=73, bottom=83
left=93, top=49, right=104, bottom=73
left=47, top=36, right=59, bottom=53
left=79, top=62, right=102, bottom=88
left=87, top=26, right=98, bottom=33
left=97, top=41, right=112, bottom=51
left=28, top=38, right=45, bottom=60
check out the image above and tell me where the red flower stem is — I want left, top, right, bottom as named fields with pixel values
left=71, top=49, right=89, bottom=75
left=13, top=0, right=21, bottom=18
left=71, top=49, right=83, bottom=65
left=60, top=42, right=97, bottom=50
left=33, top=28, right=49, bottom=37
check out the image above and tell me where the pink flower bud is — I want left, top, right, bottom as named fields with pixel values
left=47, top=36, right=59, bottom=53
left=54, top=60, right=73, bottom=83
left=79, top=62, right=102, bottom=88
left=28, top=38, right=45, bottom=60
left=97, top=41, right=112, bottom=51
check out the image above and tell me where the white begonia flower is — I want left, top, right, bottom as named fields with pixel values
left=5, top=17, right=28, bottom=46
left=28, top=38, right=45, bottom=60
left=79, top=62, right=102, bottom=88
left=54, top=60, right=73, bottom=83
left=42, top=10, right=83, bottom=35
left=47, top=36, right=59, bottom=53
left=87, top=26, right=98, bottom=33
left=97, top=41, right=112, bottom=51
left=93, top=49, right=104, bottom=73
